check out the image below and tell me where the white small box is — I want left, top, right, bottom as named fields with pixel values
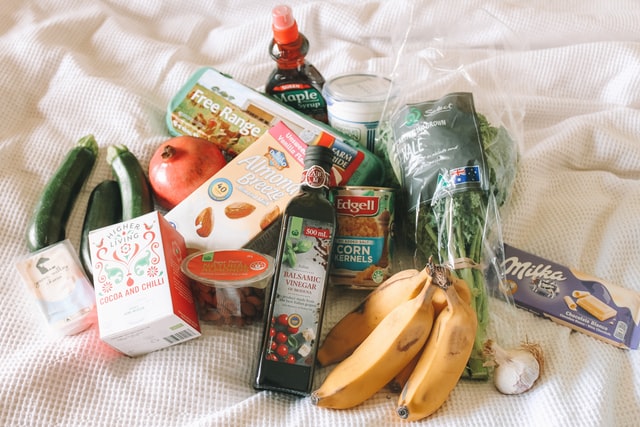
left=89, top=211, right=200, bottom=356
left=15, top=239, right=96, bottom=336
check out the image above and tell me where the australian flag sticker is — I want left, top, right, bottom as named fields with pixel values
left=450, top=165, right=481, bottom=185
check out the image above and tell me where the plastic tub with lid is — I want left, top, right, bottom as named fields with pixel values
left=182, top=249, right=274, bottom=327
left=323, top=73, right=392, bottom=152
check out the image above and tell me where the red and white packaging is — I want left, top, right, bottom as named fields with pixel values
left=89, top=211, right=200, bottom=356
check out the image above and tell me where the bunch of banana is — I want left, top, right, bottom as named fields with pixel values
left=387, top=275, right=472, bottom=393
left=396, top=270, right=477, bottom=420
left=311, top=271, right=437, bottom=408
left=316, top=267, right=426, bottom=367
left=312, top=261, right=477, bottom=421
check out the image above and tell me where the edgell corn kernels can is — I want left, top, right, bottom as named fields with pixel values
left=330, top=186, right=395, bottom=289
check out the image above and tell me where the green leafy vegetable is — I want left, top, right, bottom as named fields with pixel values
left=412, top=113, right=517, bottom=379
left=377, top=93, right=519, bottom=379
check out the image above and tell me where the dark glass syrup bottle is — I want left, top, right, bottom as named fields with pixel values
left=265, top=5, right=328, bottom=124
left=254, top=144, right=336, bottom=396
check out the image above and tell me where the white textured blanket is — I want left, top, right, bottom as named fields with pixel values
left=1, top=1, right=639, bottom=426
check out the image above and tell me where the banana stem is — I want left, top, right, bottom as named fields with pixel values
left=397, top=406, right=410, bottom=420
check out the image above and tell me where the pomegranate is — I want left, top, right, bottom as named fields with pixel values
left=149, top=136, right=227, bottom=209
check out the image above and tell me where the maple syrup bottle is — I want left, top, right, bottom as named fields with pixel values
left=265, top=5, right=328, bottom=123
left=254, top=144, right=336, bottom=396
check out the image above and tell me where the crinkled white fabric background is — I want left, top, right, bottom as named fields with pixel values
left=1, top=1, right=639, bottom=426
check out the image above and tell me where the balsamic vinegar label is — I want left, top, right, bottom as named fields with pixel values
left=264, top=216, right=334, bottom=366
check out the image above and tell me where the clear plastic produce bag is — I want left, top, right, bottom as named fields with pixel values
left=376, top=3, right=525, bottom=379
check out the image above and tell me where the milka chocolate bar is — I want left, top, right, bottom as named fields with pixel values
left=502, top=244, right=640, bottom=350
left=576, top=295, right=617, bottom=322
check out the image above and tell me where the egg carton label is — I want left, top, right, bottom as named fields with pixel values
left=166, top=67, right=380, bottom=188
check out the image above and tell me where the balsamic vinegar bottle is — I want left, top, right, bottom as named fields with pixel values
left=265, top=4, right=328, bottom=123
left=254, top=144, right=336, bottom=396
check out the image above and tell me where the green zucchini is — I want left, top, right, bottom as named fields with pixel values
left=107, top=144, right=154, bottom=220
left=25, top=134, right=99, bottom=252
left=79, top=180, right=122, bottom=282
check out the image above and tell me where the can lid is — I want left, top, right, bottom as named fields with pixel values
left=181, top=249, right=275, bottom=289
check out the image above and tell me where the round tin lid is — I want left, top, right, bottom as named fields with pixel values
left=323, top=74, right=392, bottom=104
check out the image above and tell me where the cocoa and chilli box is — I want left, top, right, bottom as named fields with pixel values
left=503, top=244, right=640, bottom=349
left=89, top=211, right=201, bottom=356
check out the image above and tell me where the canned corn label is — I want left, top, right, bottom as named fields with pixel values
left=330, top=187, right=394, bottom=288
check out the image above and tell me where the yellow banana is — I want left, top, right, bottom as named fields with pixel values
left=396, top=268, right=478, bottom=421
left=388, top=271, right=472, bottom=394
left=311, top=277, right=437, bottom=409
left=316, top=267, right=427, bottom=367
left=387, top=342, right=425, bottom=393
left=431, top=274, right=472, bottom=315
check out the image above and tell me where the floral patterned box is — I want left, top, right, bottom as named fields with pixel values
left=89, top=211, right=201, bottom=356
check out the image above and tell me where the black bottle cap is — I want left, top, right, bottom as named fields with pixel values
left=304, top=144, right=333, bottom=172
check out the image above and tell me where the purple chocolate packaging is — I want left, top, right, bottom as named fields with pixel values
left=502, top=244, right=640, bottom=350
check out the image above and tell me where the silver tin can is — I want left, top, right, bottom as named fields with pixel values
left=330, top=186, right=395, bottom=289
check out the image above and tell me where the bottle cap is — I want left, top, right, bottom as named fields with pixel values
left=272, top=5, right=299, bottom=44
left=304, top=144, right=333, bottom=172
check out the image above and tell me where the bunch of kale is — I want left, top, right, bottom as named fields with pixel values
left=414, top=113, right=518, bottom=379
